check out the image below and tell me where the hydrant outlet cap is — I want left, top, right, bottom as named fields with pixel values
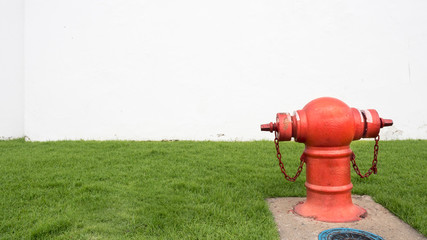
left=381, top=118, right=393, bottom=128
left=261, top=122, right=276, bottom=132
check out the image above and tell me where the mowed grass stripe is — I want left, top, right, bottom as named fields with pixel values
left=0, top=139, right=425, bottom=239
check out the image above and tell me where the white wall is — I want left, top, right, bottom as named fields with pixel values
left=0, top=0, right=24, bottom=139
left=21, top=0, right=427, bottom=140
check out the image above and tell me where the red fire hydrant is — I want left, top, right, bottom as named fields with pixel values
left=261, top=97, right=393, bottom=222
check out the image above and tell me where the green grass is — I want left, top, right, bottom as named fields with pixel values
left=0, top=139, right=426, bottom=239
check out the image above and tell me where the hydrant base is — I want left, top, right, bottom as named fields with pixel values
left=293, top=200, right=367, bottom=223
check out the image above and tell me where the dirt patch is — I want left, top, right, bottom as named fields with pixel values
left=267, top=195, right=426, bottom=240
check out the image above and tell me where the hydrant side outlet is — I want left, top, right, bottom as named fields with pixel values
left=261, top=97, right=393, bottom=223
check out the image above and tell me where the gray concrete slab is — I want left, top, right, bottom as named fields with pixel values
left=267, top=195, right=426, bottom=240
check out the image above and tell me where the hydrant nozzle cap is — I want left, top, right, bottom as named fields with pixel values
left=380, top=118, right=393, bottom=128
left=261, top=122, right=276, bottom=132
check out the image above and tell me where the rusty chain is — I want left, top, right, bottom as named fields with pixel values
left=274, top=136, right=305, bottom=182
left=274, top=132, right=379, bottom=180
left=351, top=135, right=380, bottom=178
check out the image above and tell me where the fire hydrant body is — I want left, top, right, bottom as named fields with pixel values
left=261, top=97, right=392, bottom=222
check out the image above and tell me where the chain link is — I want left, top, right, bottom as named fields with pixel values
left=274, top=136, right=305, bottom=182
left=351, top=135, right=380, bottom=178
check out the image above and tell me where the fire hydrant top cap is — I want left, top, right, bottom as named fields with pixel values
left=301, top=97, right=357, bottom=146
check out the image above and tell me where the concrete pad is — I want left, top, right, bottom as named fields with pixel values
left=267, top=195, right=426, bottom=240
